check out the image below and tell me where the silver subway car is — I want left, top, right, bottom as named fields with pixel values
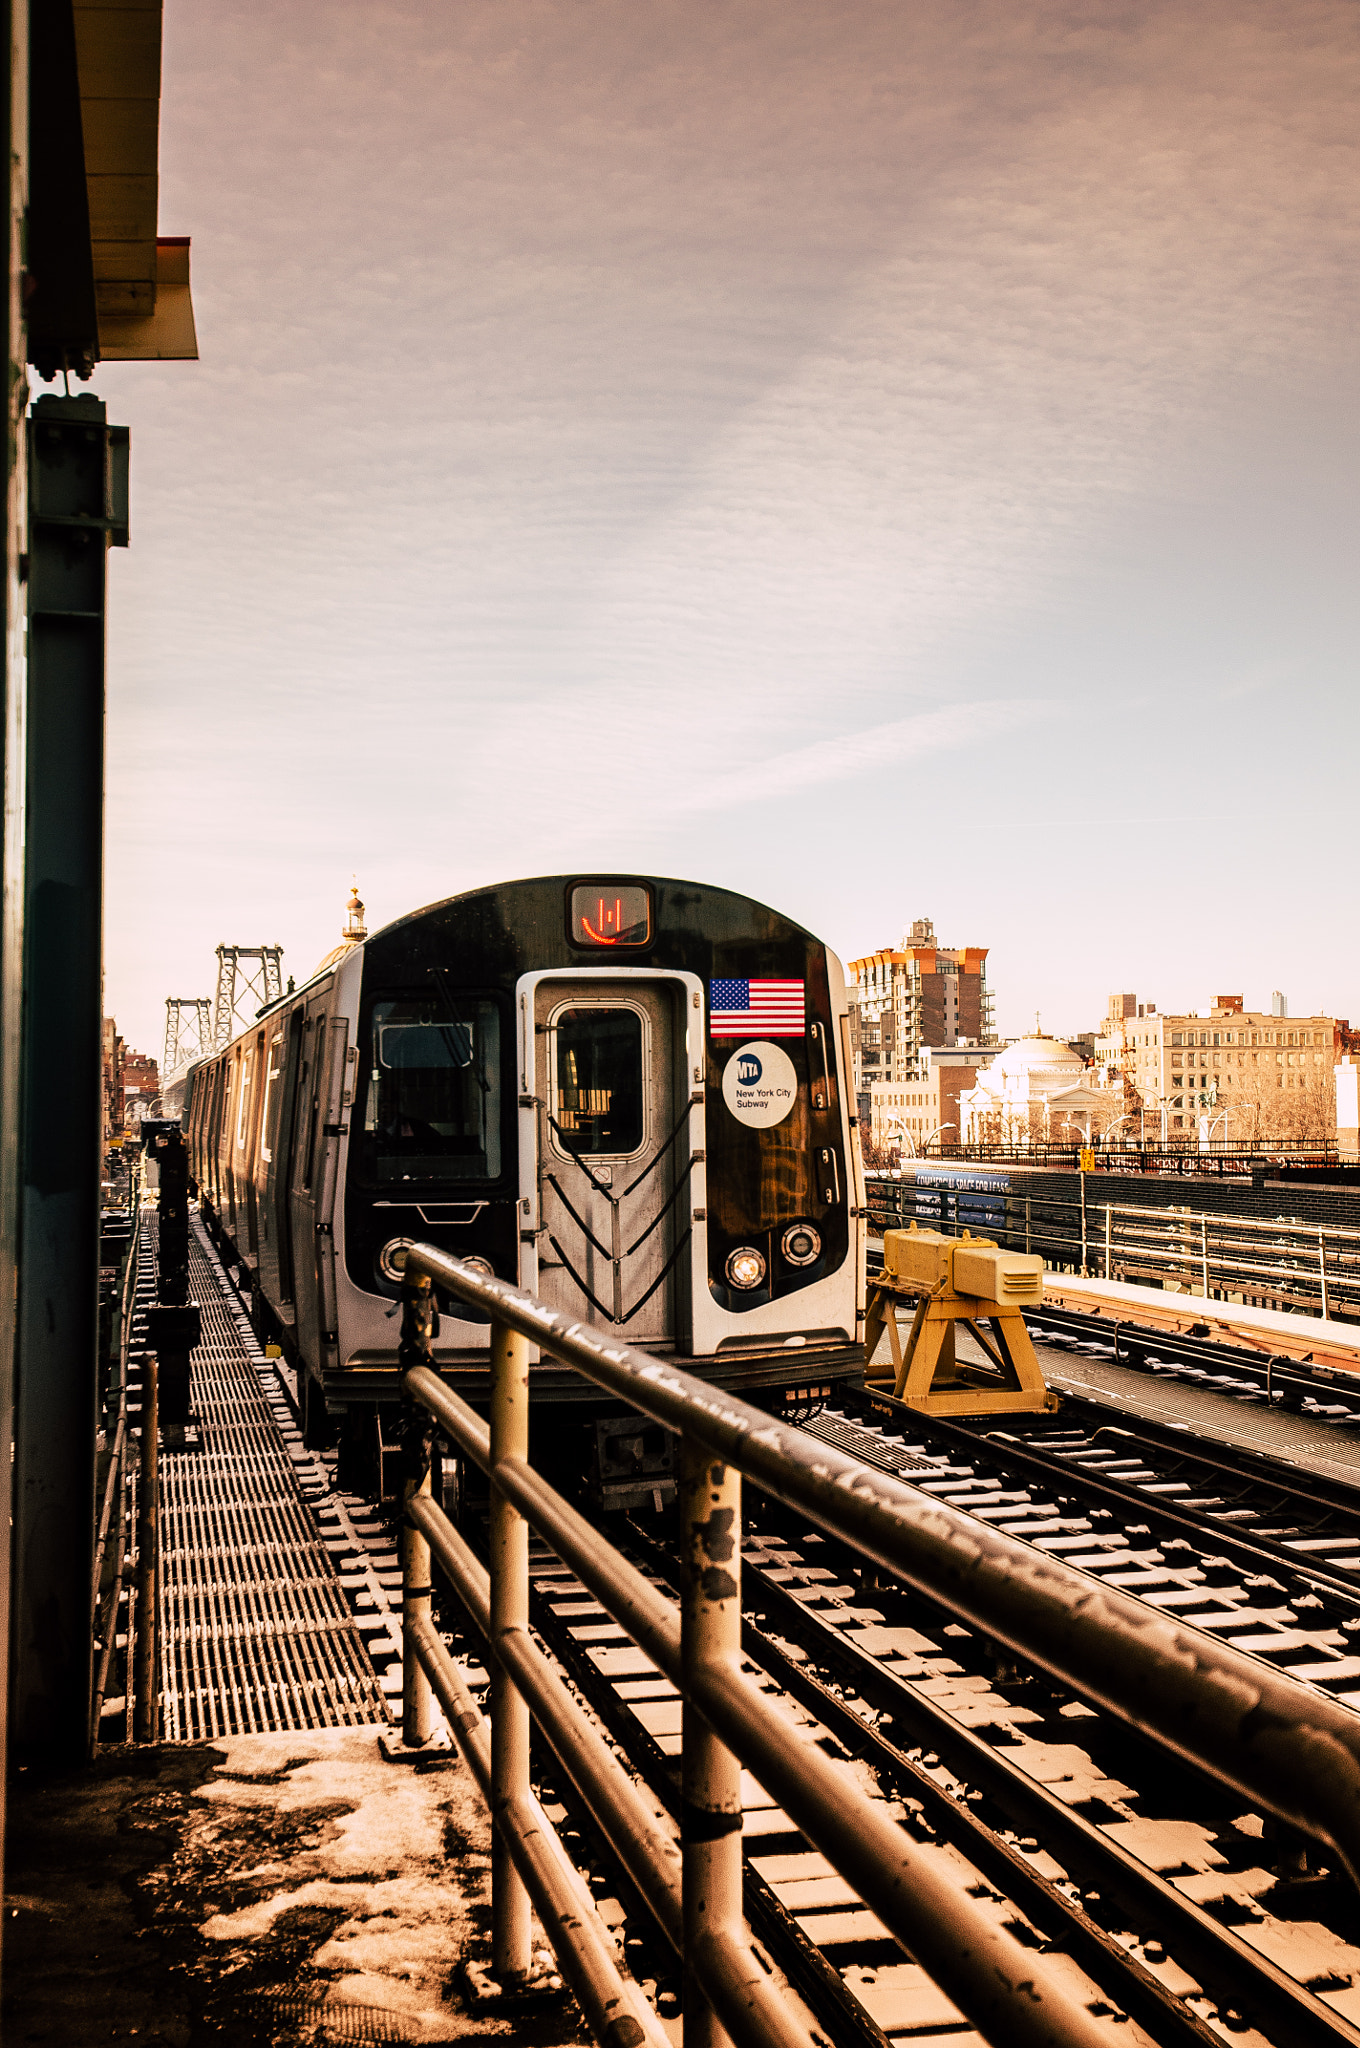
left=184, top=875, right=866, bottom=1470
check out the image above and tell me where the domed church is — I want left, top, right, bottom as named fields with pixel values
left=959, top=1030, right=1116, bottom=1146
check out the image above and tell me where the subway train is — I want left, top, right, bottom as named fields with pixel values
left=184, top=874, right=866, bottom=1486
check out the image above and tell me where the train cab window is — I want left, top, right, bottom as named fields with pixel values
left=360, top=997, right=501, bottom=1183
left=551, top=1006, right=644, bottom=1156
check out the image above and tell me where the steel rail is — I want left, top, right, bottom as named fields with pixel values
left=404, top=1246, right=1360, bottom=1898
left=402, top=1291, right=1122, bottom=2048
left=853, top=1389, right=1360, bottom=1611
left=736, top=1533, right=1360, bottom=2048
left=404, top=1608, right=669, bottom=2048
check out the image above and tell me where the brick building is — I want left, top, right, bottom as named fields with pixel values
left=122, top=1047, right=159, bottom=1113
left=848, top=917, right=997, bottom=1108
left=869, top=1047, right=982, bottom=1156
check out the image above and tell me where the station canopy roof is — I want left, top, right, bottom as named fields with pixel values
left=28, top=0, right=197, bottom=380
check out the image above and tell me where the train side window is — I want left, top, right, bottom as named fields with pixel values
left=260, top=1026, right=285, bottom=1164
left=235, top=1050, right=252, bottom=1151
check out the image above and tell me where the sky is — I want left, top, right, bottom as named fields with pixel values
left=94, top=0, right=1360, bottom=1060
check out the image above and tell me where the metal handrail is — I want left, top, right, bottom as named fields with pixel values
left=399, top=1246, right=1360, bottom=2048
left=397, top=1268, right=1120, bottom=2048
left=90, top=1176, right=141, bottom=1749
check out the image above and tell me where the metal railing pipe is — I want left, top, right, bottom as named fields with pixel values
left=489, top=1317, right=533, bottom=1979
left=407, top=1493, right=823, bottom=2048
left=404, top=1362, right=490, bottom=1467
left=411, top=1425, right=1106, bottom=2048
left=407, top=1493, right=686, bottom=1954
left=680, top=1438, right=744, bottom=2048
left=400, top=1409, right=434, bottom=1748
left=404, top=1608, right=670, bottom=2048
left=401, top=1323, right=1116, bottom=2046
left=406, top=1487, right=814, bottom=2048
left=133, top=1349, right=159, bottom=1743
left=402, top=1248, right=1360, bottom=1896
left=402, top=1370, right=682, bottom=1674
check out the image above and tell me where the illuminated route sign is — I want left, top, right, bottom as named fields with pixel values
left=570, top=883, right=651, bottom=949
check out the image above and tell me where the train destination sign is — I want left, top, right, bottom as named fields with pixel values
left=570, top=883, right=651, bottom=948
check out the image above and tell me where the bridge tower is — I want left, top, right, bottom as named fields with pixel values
left=212, top=944, right=284, bottom=1052
left=162, top=997, right=213, bottom=1083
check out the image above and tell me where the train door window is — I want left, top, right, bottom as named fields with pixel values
left=550, top=1006, right=644, bottom=1157
left=360, top=996, right=501, bottom=1183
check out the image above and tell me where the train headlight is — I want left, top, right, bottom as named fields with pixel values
left=725, top=1246, right=767, bottom=1290
left=379, top=1237, right=415, bottom=1281
left=781, top=1224, right=821, bottom=1268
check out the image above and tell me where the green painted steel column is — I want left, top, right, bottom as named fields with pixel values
left=11, top=392, right=127, bottom=1753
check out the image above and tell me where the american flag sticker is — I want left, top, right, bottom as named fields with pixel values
left=709, top=978, right=805, bottom=1038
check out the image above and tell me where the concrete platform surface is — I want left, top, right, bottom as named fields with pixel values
left=4, top=1729, right=590, bottom=2046
left=1041, top=1272, right=1360, bottom=1373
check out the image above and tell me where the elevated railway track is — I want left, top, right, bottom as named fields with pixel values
left=71, top=1194, right=1360, bottom=2047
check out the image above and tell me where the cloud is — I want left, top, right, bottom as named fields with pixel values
left=661, top=699, right=1055, bottom=815
left=97, top=0, right=1360, bottom=1047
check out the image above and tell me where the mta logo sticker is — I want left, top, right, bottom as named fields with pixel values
left=722, top=1041, right=797, bottom=1129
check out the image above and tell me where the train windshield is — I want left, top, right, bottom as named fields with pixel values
left=361, top=996, right=501, bottom=1182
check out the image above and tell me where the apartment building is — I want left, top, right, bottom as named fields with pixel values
left=848, top=917, right=997, bottom=1100
left=1104, top=994, right=1343, bottom=1134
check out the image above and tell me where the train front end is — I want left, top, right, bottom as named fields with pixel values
left=336, top=875, right=864, bottom=1411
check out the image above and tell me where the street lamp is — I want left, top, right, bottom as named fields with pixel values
left=884, top=1114, right=917, bottom=1161
left=1102, top=1113, right=1136, bottom=1149
left=923, top=1122, right=955, bottom=1155
left=1208, top=1108, right=1231, bottom=1149
left=1059, top=1117, right=1093, bottom=1146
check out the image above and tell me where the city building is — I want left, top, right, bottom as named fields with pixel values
left=1098, top=994, right=1345, bottom=1139
left=1095, top=992, right=1154, bottom=1083
left=101, top=1018, right=123, bottom=1141
left=848, top=917, right=997, bottom=1112
left=869, top=1047, right=982, bottom=1156
left=122, top=1048, right=160, bottom=1114
left=957, top=1033, right=1115, bottom=1147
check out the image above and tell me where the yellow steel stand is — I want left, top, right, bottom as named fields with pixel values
left=864, top=1229, right=1060, bottom=1418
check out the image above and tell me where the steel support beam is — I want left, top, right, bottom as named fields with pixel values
left=0, top=0, right=30, bottom=1934
left=11, top=392, right=126, bottom=1753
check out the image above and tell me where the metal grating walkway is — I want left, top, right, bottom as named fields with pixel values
left=155, top=1220, right=388, bottom=1740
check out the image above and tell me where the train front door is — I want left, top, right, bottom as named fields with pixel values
left=530, top=979, right=691, bottom=1344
